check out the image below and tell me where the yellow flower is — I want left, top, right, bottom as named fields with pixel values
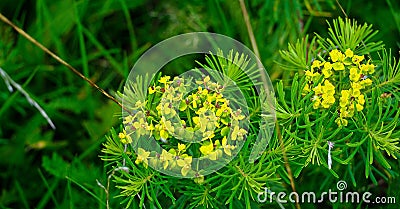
left=357, top=94, right=365, bottom=106
left=232, top=109, right=245, bottom=120
left=305, top=69, right=320, bottom=77
left=301, top=49, right=372, bottom=127
left=332, top=62, right=345, bottom=71
left=179, top=100, right=188, bottom=111
left=352, top=55, right=364, bottom=64
left=192, top=95, right=198, bottom=108
left=159, top=76, right=171, bottom=84
left=311, top=80, right=335, bottom=109
left=321, top=94, right=335, bottom=108
left=330, top=49, right=344, bottom=62
left=160, top=129, right=169, bottom=140
left=194, top=113, right=218, bottom=133
left=199, top=140, right=223, bottom=160
left=181, top=164, right=191, bottom=176
left=118, top=129, right=133, bottom=144
left=356, top=103, right=364, bottom=111
left=349, top=67, right=360, bottom=82
left=133, top=117, right=148, bottom=136
left=203, top=94, right=216, bottom=109
left=339, top=90, right=350, bottom=107
left=311, top=60, right=323, bottom=69
left=176, top=154, right=192, bottom=176
left=207, top=150, right=222, bottom=161
left=192, top=116, right=200, bottom=125
left=305, top=63, right=322, bottom=82
left=118, top=132, right=125, bottom=139
left=160, top=120, right=174, bottom=139
left=216, top=103, right=231, bottom=117
left=123, top=115, right=134, bottom=124
left=161, top=118, right=175, bottom=133
left=339, top=107, right=351, bottom=118
left=194, top=175, right=205, bottom=184
left=135, top=100, right=146, bottom=109
left=200, top=88, right=209, bottom=96
left=313, top=96, right=321, bottom=109
left=360, top=78, right=372, bottom=87
left=313, top=83, right=323, bottom=95
left=351, top=82, right=362, bottom=97
left=195, top=107, right=208, bottom=115
left=199, top=141, right=214, bottom=155
left=221, top=136, right=234, bottom=156
left=360, top=62, right=375, bottom=74
left=305, top=70, right=313, bottom=77
left=322, top=62, right=333, bottom=78
left=196, top=76, right=211, bottom=85
left=147, top=123, right=155, bottom=132
left=178, top=143, right=186, bottom=152
left=204, top=76, right=211, bottom=83
left=135, top=148, right=150, bottom=168
left=203, top=131, right=215, bottom=140
left=352, top=88, right=361, bottom=97
left=231, top=126, right=247, bottom=141
left=148, top=86, right=156, bottom=94
left=335, top=117, right=348, bottom=126
left=345, top=48, right=354, bottom=58
left=162, top=102, right=176, bottom=115
left=303, top=83, right=311, bottom=93
left=338, top=86, right=365, bottom=115
left=133, top=117, right=145, bottom=129
left=322, top=80, right=335, bottom=95
left=159, top=149, right=172, bottom=169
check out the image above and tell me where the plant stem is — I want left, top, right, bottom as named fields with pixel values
left=276, top=121, right=301, bottom=209
left=187, top=108, right=193, bottom=127
left=239, top=0, right=269, bottom=91
left=0, top=13, right=127, bottom=112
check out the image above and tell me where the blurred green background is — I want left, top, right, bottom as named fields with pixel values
left=0, top=0, right=399, bottom=208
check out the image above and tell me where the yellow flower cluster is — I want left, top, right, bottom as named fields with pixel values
left=303, top=48, right=375, bottom=126
left=311, top=80, right=335, bottom=109
left=120, top=75, right=247, bottom=177
left=122, top=111, right=154, bottom=139
left=118, top=130, right=132, bottom=144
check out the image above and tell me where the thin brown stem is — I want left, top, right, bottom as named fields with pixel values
left=336, top=0, right=348, bottom=18
left=276, top=121, right=301, bottom=209
left=239, top=0, right=269, bottom=89
left=0, top=13, right=125, bottom=110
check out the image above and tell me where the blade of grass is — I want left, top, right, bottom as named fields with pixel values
left=0, top=12, right=125, bottom=110
left=119, top=0, right=138, bottom=53
left=81, top=27, right=124, bottom=76
left=36, top=169, right=60, bottom=209
left=386, top=0, right=400, bottom=33
left=67, top=177, right=73, bottom=209
left=38, top=0, right=68, bottom=58
left=73, top=1, right=90, bottom=94
left=0, top=67, right=55, bottom=129
left=77, top=135, right=107, bottom=161
left=212, top=0, right=233, bottom=36
left=14, top=180, right=29, bottom=209
left=0, top=67, right=38, bottom=118
left=66, top=176, right=107, bottom=207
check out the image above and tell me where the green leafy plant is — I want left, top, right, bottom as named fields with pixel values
left=2, top=1, right=400, bottom=209
left=101, top=49, right=282, bottom=208
left=101, top=17, right=399, bottom=208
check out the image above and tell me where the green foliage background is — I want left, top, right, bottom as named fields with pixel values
left=0, top=0, right=399, bottom=208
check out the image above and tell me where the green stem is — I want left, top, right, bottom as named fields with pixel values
left=186, top=108, right=193, bottom=127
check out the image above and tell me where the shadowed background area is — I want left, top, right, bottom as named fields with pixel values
left=0, top=0, right=399, bottom=208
